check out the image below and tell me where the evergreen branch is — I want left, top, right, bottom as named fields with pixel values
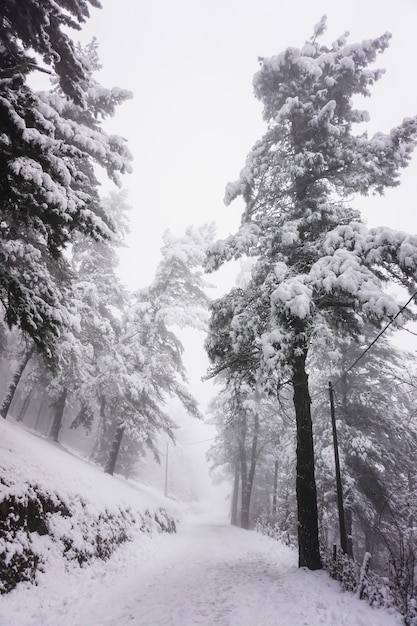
left=0, top=62, right=52, bottom=78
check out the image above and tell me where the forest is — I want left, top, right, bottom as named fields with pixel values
left=1, top=1, right=417, bottom=624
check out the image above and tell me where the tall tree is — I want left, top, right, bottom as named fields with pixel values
left=102, top=225, right=213, bottom=475
left=207, top=380, right=282, bottom=529
left=205, top=18, right=417, bottom=569
left=41, top=190, right=129, bottom=441
left=0, top=340, right=34, bottom=419
left=0, top=12, right=132, bottom=354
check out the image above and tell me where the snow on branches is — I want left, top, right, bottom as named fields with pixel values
left=205, top=20, right=417, bottom=570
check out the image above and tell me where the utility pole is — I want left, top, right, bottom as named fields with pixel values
left=164, top=441, right=169, bottom=498
left=328, top=381, right=351, bottom=556
left=272, top=459, right=278, bottom=517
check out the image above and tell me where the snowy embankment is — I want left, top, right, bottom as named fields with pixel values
left=0, top=419, right=177, bottom=595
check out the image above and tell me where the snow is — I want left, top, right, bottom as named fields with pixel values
left=271, top=278, right=313, bottom=319
left=0, top=420, right=403, bottom=625
left=0, top=419, right=176, bottom=528
left=1, top=513, right=402, bottom=626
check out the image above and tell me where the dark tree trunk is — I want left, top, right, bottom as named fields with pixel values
left=239, top=438, right=250, bottom=529
left=49, top=388, right=68, bottom=442
left=1, top=345, right=34, bottom=419
left=231, top=456, right=240, bottom=526
left=17, top=388, right=33, bottom=423
left=239, top=413, right=259, bottom=530
left=364, top=524, right=373, bottom=554
left=105, top=422, right=125, bottom=476
left=292, top=351, right=322, bottom=570
left=240, top=484, right=251, bottom=530
left=272, top=459, right=279, bottom=518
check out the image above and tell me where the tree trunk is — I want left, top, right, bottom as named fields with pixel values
left=231, top=456, right=240, bottom=526
left=239, top=438, right=250, bottom=529
left=17, top=388, right=33, bottom=423
left=240, top=483, right=251, bottom=530
left=105, top=422, right=125, bottom=476
left=1, top=345, right=34, bottom=419
left=292, top=351, right=322, bottom=570
left=239, top=412, right=259, bottom=530
left=34, top=395, right=47, bottom=432
left=49, top=387, right=68, bottom=442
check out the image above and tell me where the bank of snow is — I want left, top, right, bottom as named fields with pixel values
left=0, top=419, right=178, bottom=594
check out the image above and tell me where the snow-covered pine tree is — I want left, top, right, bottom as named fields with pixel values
left=0, top=15, right=132, bottom=354
left=67, top=190, right=130, bottom=431
left=0, top=0, right=100, bottom=104
left=207, top=379, right=283, bottom=529
left=205, top=18, right=417, bottom=569
left=102, top=225, right=213, bottom=475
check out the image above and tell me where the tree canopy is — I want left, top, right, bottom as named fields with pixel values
left=0, top=5, right=132, bottom=355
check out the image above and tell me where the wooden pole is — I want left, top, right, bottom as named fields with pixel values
left=164, top=441, right=169, bottom=498
left=328, top=381, right=351, bottom=556
left=272, top=459, right=279, bottom=517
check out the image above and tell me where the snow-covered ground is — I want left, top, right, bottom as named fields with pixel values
left=0, top=419, right=403, bottom=626
left=0, top=418, right=177, bottom=515
left=1, top=513, right=403, bottom=626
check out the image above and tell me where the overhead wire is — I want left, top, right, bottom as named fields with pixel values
left=331, top=290, right=417, bottom=388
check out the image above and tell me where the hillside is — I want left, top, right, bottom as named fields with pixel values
left=0, top=419, right=178, bottom=596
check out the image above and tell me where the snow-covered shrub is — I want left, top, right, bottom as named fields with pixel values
left=0, top=481, right=71, bottom=593
left=322, top=548, right=360, bottom=594
left=255, top=515, right=297, bottom=548
left=322, top=547, right=417, bottom=625
left=0, top=478, right=176, bottom=594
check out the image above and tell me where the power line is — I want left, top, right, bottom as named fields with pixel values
left=332, top=290, right=417, bottom=388
left=177, top=436, right=216, bottom=445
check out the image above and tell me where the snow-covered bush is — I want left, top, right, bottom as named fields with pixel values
left=255, top=515, right=297, bottom=548
left=0, top=478, right=176, bottom=594
left=322, top=547, right=417, bottom=625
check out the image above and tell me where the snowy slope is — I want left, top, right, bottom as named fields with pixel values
left=0, top=418, right=180, bottom=597
left=0, top=418, right=176, bottom=514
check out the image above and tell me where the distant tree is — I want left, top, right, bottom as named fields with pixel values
left=102, top=225, right=213, bottom=475
left=0, top=15, right=132, bottom=354
left=205, top=18, right=417, bottom=569
left=207, top=378, right=283, bottom=529
left=43, top=190, right=130, bottom=442
left=0, top=339, right=34, bottom=419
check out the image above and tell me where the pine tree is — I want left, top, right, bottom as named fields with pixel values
left=0, top=14, right=132, bottom=354
left=207, top=380, right=282, bottom=529
left=205, top=18, right=417, bottom=569
left=1, top=0, right=100, bottom=104
left=102, top=225, right=212, bottom=474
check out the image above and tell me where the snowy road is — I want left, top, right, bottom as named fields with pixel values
left=1, top=515, right=402, bottom=626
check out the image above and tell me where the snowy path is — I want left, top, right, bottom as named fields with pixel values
left=1, top=515, right=402, bottom=626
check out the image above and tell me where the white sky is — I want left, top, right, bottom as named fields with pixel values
left=79, top=0, right=417, bottom=291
